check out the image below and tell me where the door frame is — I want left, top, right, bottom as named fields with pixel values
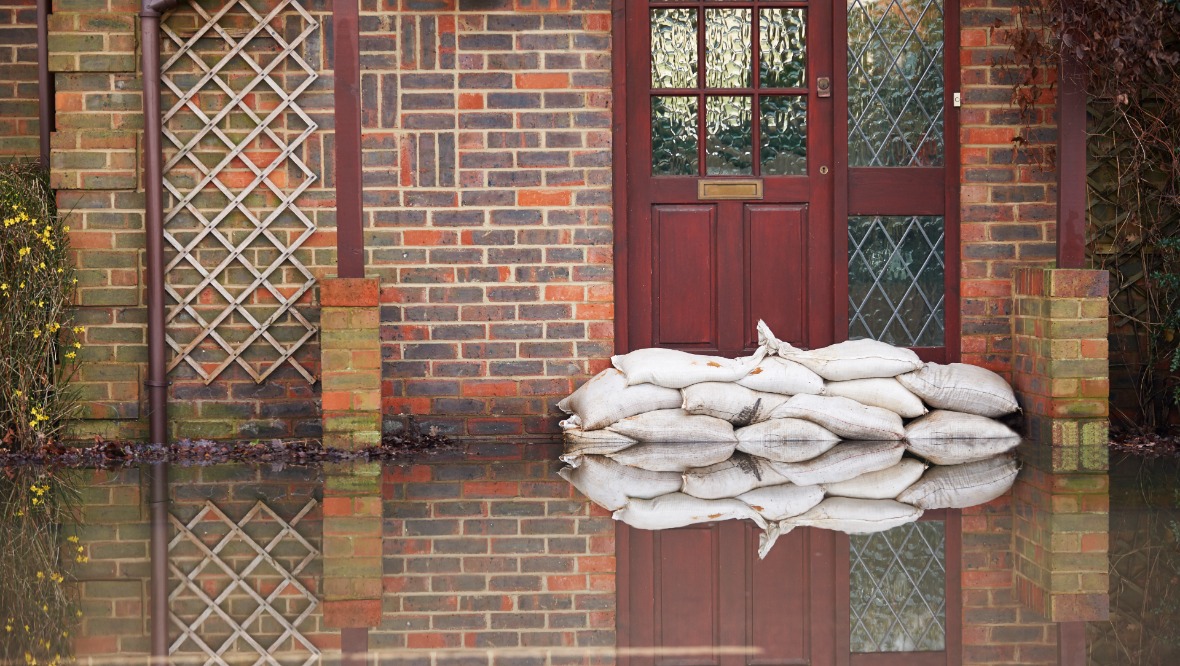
left=612, top=0, right=961, bottom=362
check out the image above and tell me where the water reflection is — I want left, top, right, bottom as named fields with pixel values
left=0, top=441, right=1171, bottom=665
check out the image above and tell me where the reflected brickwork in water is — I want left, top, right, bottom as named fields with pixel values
left=5, top=441, right=1171, bottom=665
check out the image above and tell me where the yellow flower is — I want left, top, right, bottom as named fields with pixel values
left=65, top=352, right=76, bottom=360
left=13, top=390, right=21, bottom=397
left=17, top=247, right=30, bottom=258
left=32, top=329, right=40, bottom=339
left=67, top=535, right=78, bottom=543
left=72, top=326, right=85, bottom=334
left=0, top=283, right=7, bottom=291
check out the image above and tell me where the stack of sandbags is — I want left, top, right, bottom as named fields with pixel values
left=556, top=321, right=1024, bottom=557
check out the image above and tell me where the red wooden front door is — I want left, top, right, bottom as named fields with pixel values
left=622, top=0, right=835, bottom=354
left=618, top=523, right=846, bottom=666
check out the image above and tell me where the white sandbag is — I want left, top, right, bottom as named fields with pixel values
left=896, top=362, right=1019, bottom=417
left=762, top=497, right=923, bottom=557
left=904, top=410, right=1021, bottom=464
left=737, top=357, right=825, bottom=396
left=735, top=419, right=841, bottom=462
left=681, top=453, right=791, bottom=499
left=822, top=458, right=928, bottom=500
left=557, top=454, right=682, bottom=511
left=682, top=383, right=790, bottom=426
left=607, top=440, right=737, bottom=472
left=784, top=497, right=924, bottom=533
left=905, top=410, right=1020, bottom=440
left=611, top=347, right=767, bottom=389
left=557, top=368, right=683, bottom=431
left=562, top=428, right=637, bottom=457
left=757, top=321, right=922, bottom=381
left=767, top=440, right=905, bottom=486
left=773, top=394, right=905, bottom=440
left=613, top=493, right=767, bottom=530
left=607, top=408, right=737, bottom=443
left=823, top=378, right=928, bottom=419
left=737, top=483, right=825, bottom=521
left=897, top=455, right=1019, bottom=509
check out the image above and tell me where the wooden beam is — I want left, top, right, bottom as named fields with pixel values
left=1056, top=0, right=1087, bottom=269
left=333, top=0, right=365, bottom=278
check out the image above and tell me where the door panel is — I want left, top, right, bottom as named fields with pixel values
left=654, top=525, right=720, bottom=666
left=654, top=205, right=718, bottom=348
left=748, top=524, right=809, bottom=665
left=744, top=205, right=807, bottom=349
left=627, top=0, right=833, bottom=357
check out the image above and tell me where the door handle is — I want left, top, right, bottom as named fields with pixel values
left=817, top=76, right=831, bottom=98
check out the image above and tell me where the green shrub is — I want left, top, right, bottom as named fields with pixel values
left=0, top=162, right=81, bottom=448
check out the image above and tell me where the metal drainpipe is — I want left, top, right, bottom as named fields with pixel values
left=140, top=2, right=180, bottom=663
left=141, top=0, right=179, bottom=448
left=37, top=0, right=52, bottom=167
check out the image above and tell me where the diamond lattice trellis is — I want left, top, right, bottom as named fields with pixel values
left=849, top=521, right=947, bottom=653
left=160, top=0, right=319, bottom=384
left=169, top=499, right=320, bottom=666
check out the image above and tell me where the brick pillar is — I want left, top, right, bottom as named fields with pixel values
left=1012, top=267, right=1109, bottom=469
left=1012, top=462, right=1110, bottom=623
left=320, top=277, right=382, bottom=450
left=322, top=462, right=384, bottom=630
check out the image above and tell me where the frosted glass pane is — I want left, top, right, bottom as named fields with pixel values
left=760, top=96, right=807, bottom=175
left=705, top=95, right=752, bottom=176
left=652, top=96, right=699, bottom=176
left=706, top=8, right=752, bottom=89
left=759, top=8, right=806, bottom=88
left=847, top=0, right=944, bottom=166
left=652, top=8, right=698, bottom=89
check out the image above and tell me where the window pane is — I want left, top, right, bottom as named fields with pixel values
left=706, top=9, right=752, bottom=89
left=847, top=0, right=945, bottom=166
left=652, top=96, right=699, bottom=176
left=848, top=215, right=945, bottom=347
left=652, top=8, right=698, bottom=89
left=760, top=96, right=807, bottom=175
left=759, top=8, right=806, bottom=88
left=850, top=521, right=947, bottom=652
left=705, top=95, right=753, bottom=175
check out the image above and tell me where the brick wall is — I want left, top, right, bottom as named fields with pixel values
left=48, top=0, right=336, bottom=441
left=959, top=0, right=1059, bottom=376
left=38, top=0, right=1082, bottom=441
left=362, top=0, right=615, bottom=438
left=1013, top=267, right=1110, bottom=454
left=373, top=442, right=616, bottom=654
left=69, top=465, right=334, bottom=665
left=0, top=0, right=38, bottom=160
left=960, top=497, right=1059, bottom=665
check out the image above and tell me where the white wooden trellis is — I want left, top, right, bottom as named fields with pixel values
left=160, top=0, right=319, bottom=384
left=169, top=499, right=321, bottom=666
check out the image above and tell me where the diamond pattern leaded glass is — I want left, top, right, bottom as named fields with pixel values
left=849, top=215, right=945, bottom=347
left=850, top=521, right=946, bottom=653
left=847, top=0, right=945, bottom=166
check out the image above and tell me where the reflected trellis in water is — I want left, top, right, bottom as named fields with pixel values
left=850, top=520, right=947, bottom=652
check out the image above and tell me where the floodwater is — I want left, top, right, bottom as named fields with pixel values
left=0, top=439, right=1174, bottom=665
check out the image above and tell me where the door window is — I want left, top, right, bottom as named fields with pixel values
left=845, top=0, right=950, bottom=351
left=649, top=4, right=808, bottom=177
left=850, top=520, right=948, bottom=653
left=847, top=0, right=945, bottom=167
